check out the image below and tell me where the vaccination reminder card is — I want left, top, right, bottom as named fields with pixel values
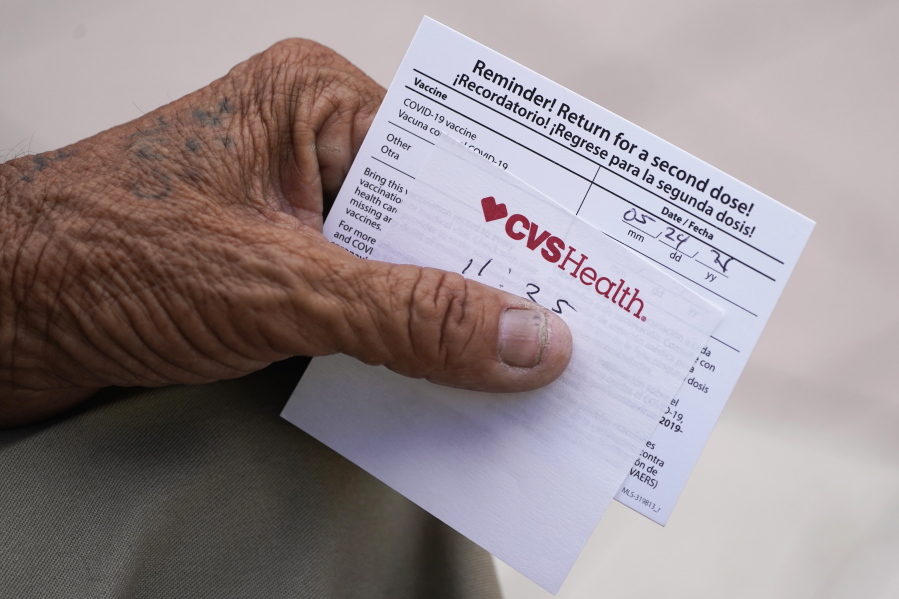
left=283, top=17, right=814, bottom=594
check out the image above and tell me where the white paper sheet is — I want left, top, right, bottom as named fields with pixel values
left=282, top=136, right=722, bottom=592
left=292, top=17, right=815, bottom=526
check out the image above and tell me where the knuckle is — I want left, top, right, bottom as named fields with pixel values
left=261, top=39, right=340, bottom=68
left=411, top=267, right=467, bottom=315
left=406, top=268, right=478, bottom=369
left=252, top=38, right=382, bottom=105
left=247, top=39, right=346, bottom=87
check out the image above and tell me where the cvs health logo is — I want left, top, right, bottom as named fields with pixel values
left=481, top=196, right=647, bottom=321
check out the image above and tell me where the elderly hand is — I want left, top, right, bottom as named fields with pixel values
left=0, top=40, right=571, bottom=427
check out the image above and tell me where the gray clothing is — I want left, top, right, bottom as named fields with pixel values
left=0, top=357, right=501, bottom=598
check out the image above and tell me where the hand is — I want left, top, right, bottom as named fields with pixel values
left=0, top=40, right=571, bottom=427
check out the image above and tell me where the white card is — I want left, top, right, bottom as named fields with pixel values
left=282, top=136, right=722, bottom=592
left=291, top=16, right=814, bottom=526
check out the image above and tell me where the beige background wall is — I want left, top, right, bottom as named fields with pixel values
left=3, top=1, right=897, bottom=597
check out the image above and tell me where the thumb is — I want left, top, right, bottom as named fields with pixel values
left=306, top=251, right=573, bottom=392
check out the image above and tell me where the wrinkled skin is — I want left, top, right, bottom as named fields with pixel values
left=0, top=40, right=571, bottom=427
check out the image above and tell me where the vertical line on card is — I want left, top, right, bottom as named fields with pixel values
left=576, top=165, right=602, bottom=216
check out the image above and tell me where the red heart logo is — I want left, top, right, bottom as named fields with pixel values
left=481, top=196, right=508, bottom=222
